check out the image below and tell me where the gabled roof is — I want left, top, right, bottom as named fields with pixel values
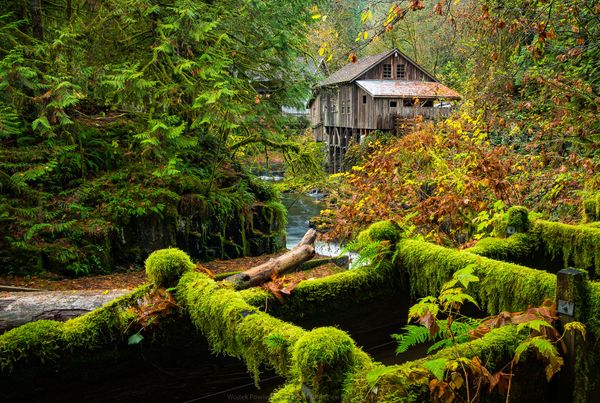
left=356, top=80, right=461, bottom=100
left=320, top=48, right=437, bottom=86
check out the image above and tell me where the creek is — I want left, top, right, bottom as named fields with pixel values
left=280, top=192, right=344, bottom=256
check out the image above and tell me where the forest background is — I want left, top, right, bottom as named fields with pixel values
left=0, top=0, right=598, bottom=276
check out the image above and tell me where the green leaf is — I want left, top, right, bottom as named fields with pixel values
left=516, top=319, right=553, bottom=333
left=423, top=358, right=447, bottom=380
left=32, top=116, right=51, bottom=131
left=128, top=333, right=144, bottom=345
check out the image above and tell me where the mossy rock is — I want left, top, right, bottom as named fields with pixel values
left=145, top=248, right=195, bottom=287
left=357, top=220, right=402, bottom=244
left=292, top=327, right=356, bottom=400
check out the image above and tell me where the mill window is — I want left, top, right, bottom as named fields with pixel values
left=383, top=64, right=392, bottom=79
left=390, top=101, right=398, bottom=108
left=397, top=64, right=405, bottom=79
left=347, top=99, right=351, bottom=114
left=362, top=95, right=367, bottom=104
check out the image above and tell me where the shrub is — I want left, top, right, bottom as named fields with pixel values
left=145, top=248, right=195, bottom=287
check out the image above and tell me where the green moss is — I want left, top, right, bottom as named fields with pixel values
left=347, top=326, right=526, bottom=402
left=239, top=261, right=398, bottom=319
left=506, top=206, right=530, bottom=233
left=357, top=220, right=402, bottom=244
left=0, top=285, right=150, bottom=372
left=292, top=327, right=356, bottom=400
left=588, top=281, right=600, bottom=338
left=145, top=248, right=195, bottom=287
left=177, top=271, right=377, bottom=396
left=583, top=194, right=599, bottom=223
left=467, top=233, right=537, bottom=261
left=396, top=239, right=556, bottom=314
left=176, top=271, right=305, bottom=382
left=269, top=383, right=304, bottom=402
left=532, top=220, right=600, bottom=278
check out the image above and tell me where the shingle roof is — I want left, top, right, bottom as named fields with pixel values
left=356, top=80, right=461, bottom=100
left=320, top=50, right=393, bottom=86
left=320, top=48, right=438, bottom=86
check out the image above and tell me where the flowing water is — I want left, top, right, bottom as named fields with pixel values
left=281, top=192, right=346, bottom=257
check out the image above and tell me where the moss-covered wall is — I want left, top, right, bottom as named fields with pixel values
left=112, top=197, right=286, bottom=268
left=467, top=219, right=600, bottom=279
left=343, top=326, right=540, bottom=403
left=531, top=220, right=600, bottom=278
left=396, top=239, right=556, bottom=314
left=2, top=235, right=598, bottom=402
left=239, top=260, right=403, bottom=321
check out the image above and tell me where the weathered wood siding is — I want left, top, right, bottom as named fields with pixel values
left=322, top=85, right=355, bottom=129
left=310, top=94, right=321, bottom=127
left=356, top=54, right=434, bottom=82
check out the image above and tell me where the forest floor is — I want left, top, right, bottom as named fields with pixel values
left=0, top=252, right=341, bottom=291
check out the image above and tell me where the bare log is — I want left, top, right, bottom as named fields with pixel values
left=0, top=289, right=130, bottom=332
left=224, top=229, right=317, bottom=289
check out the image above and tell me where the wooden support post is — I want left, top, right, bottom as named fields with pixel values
left=556, top=268, right=587, bottom=401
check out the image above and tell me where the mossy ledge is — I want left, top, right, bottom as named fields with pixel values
left=466, top=232, right=538, bottom=263
left=0, top=285, right=151, bottom=372
left=175, top=270, right=375, bottom=399
left=344, top=326, right=531, bottom=402
left=531, top=220, right=600, bottom=278
left=239, top=260, right=400, bottom=319
left=396, top=239, right=556, bottom=314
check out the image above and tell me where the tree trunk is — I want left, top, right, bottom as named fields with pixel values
left=224, top=229, right=317, bottom=290
left=0, top=289, right=130, bottom=332
left=30, top=0, right=43, bottom=40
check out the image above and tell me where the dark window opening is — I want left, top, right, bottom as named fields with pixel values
left=390, top=101, right=398, bottom=108
left=383, top=64, right=392, bottom=79
left=397, top=64, right=405, bottom=79
left=362, top=95, right=367, bottom=104
left=424, top=100, right=433, bottom=107
left=403, top=99, right=414, bottom=107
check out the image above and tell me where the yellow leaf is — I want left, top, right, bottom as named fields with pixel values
left=363, top=32, right=369, bottom=40
left=311, top=14, right=321, bottom=20
left=318, top=47, right=325, bottom=56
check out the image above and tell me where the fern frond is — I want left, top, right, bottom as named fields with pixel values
left=392, top=325, right=431, bottom=354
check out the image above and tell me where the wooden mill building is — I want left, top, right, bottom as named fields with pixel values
left=309, top=48, right=461, bottom=172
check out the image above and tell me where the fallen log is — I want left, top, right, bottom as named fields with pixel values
left=0, top=285, right=42, bottom=292
left=224, top=229, right=317, bottom=290
left=0, top=289, right=130, bottom=332
left=0, top=230, right=319, bottom=330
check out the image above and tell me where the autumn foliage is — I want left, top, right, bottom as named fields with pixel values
left=323, top=110, right=598, bottom=245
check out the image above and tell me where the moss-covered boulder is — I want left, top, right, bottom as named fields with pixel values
left=292, top=327, right=356, bottom=401
left=145, top=248, right=195, bottom=287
